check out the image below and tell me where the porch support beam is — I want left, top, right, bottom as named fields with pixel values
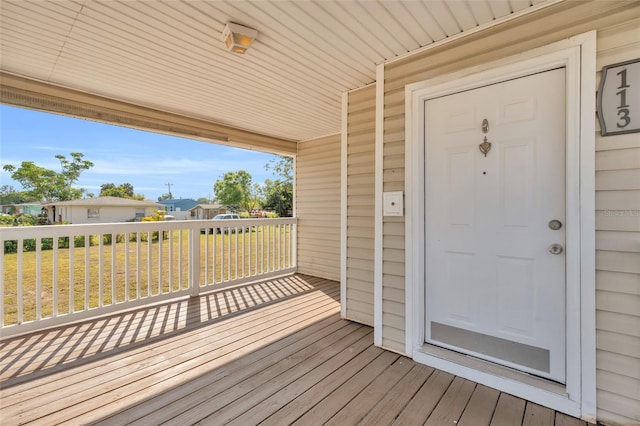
left=0, top=72, right=298, bottom=155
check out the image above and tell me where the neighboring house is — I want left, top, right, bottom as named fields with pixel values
left=157, top=199, right=199, bottom=220
left=1, top=203, right=42, bottom=215
left=42, top=196, right=160, bottom=224
left=188, top=203, right=226, bottom=220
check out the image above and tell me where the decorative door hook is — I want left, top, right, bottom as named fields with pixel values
left=479, top=119, right=491, bottom=157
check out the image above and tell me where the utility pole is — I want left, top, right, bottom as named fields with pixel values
left=165, top=182, right=173, bottom=199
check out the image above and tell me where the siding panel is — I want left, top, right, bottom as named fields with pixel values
left=594, top=18, right=640, bottom=424
left=344, top=85, right=376, bottom=326
left=296, top=134, right=341, bottom=281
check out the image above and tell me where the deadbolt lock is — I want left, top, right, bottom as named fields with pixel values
left=548, top=220, right=562, bottom=230
left=548, top=244, right=564, bottom=255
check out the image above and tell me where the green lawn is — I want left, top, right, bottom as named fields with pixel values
left=2, top=228, right=292, bottom=325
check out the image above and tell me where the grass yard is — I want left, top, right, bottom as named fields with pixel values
left=2, top=227, right=292, bottom=326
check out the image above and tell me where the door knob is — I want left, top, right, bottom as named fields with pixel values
left=548, top=244, right=563, bottom=255
left=548, top=220, right=562, bottom=230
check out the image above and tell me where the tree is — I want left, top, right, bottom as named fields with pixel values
left=3, top=152, right=93, bottom=202
left=0, top=185, right=37, bottom=206
left=157, top=193, right=172, bottom=201
left=213, top=170, right=261, bottom=213
left=262, top=156, right=293, bottom=217
left=100, top=182, right=144, bottom=199
left=196, top=197, right=210, bottom=204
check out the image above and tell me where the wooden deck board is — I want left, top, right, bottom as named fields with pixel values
left=424, top=376, right=477, bottom=425
left=458, top=384, right=501, bottom=426
left=523, top=402, right=557, bottom=426
left=259, top=346, right=385, bottom=426
left=556, top=411, right=589, bottom=426
left=393, top=369, right=456, bottom=425
left=357, top=363, right=435, bottom=425
left=324, top=356, right=414, bottom=425
left=290, top=350, right=400, bottom=425
left=491, top=393, right=527, bottom=426
left=0, top=274, right=588, bottom=425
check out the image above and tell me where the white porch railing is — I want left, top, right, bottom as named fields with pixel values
left=0, top=218, right=296, bottom=337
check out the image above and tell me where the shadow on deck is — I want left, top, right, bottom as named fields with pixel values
left=0, top=274, right=586, bottom=425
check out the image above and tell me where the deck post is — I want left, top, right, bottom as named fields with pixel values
left=189, top=228, right=200, bottom=297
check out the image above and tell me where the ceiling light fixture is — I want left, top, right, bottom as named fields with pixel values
left=222, top=22, right=258, bottom=54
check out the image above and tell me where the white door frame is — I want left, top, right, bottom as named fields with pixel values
left=404, top=32, right=596, bottom=420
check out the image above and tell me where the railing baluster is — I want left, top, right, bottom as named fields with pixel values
left=99, top=234, right=104, bottom=308
left=53, top=237, right=58, bottom=317
left=212, top=228, right=217, bottom=285
left=84, top=235, right=90, bottom=311
left=147, top=231, right=152, bottom=297
left=248, top=227, right=252, bottom=278
left=289, top=224, right=292, bottom=268
left=17, top=239, right=23, bottom=324
left=69, top=235, right=74, bottom=314
left=204, top=229, right=209, bottom=286
left=158, top=229, right=162, bottom=294
left=227, top=228, right=231, bottom=281
left=220, top=230, right=224, bottom=283
left=292, top=222, right=297, bottom=269
left=36, top=238, right=42, bottom=320
left=242, top=227, right=245, bottom=278
left=235, top=228, right=238, bottom=280
left=125, top=233, right=130, bottom=302
left=189, top=228, right=200, bottom=297
left=284, top=224, right=288, bottom=268
left=136, top=232, right=141, bottom=299
left=112, top=234, right=117, bottom=304
left=178, top=229, right=183, bottom=290
left=268, top=225, right=272, bottom=273
left=168, top=230, right=173, bottom=292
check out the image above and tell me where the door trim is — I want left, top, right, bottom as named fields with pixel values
left=404, top=32, right=596, bottom=420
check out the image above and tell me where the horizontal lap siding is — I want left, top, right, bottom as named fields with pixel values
left=381, top=0, right=640, bottom=417
left=296, top=135, right=341, bottom=281
left=595, top=18, right=640, bottom=426
left=345, top=86, right=375, bottom=326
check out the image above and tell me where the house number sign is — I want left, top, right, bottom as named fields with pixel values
left=597, top=58, right=640, bottom=136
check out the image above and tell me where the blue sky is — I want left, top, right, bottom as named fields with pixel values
left=0, top=105, right=280, bottom=201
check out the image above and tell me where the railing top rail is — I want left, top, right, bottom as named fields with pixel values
left=0, top=217, right=297, bottom=239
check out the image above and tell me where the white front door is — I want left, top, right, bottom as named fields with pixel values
left=424, top=68, right=567, bottom=383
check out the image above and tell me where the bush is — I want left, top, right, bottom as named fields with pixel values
left=4, top=240, right=17, bottom=254
left=4, top=237, right=56, bottom=253
left=0, top=214, right=14, bottom=226
left=239, top=211, right=250, bottom=219
left=265, top=212, right=279, bottom=218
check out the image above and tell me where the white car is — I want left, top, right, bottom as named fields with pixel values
left=208, top=213, right=240, bottom=233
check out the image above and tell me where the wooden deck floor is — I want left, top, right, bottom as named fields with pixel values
left=0, top=274, right=587, bottom=425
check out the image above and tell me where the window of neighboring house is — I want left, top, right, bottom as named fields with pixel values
left=135, top=208, right=145, bottom=219
left=190, top=210, right=196, bottom=217
left=87, top=208, right=100, bottom=218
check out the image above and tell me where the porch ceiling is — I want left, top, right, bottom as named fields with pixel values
left=1, top=0, right=553, bottom=142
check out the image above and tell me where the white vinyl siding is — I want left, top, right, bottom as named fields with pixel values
left=380, top=1, right=640, bottom=421
left=345, top=85, right=376, bottom=326
left=296, top=134, right=341, bottom=281
left=594, top=18, right=640, bottom=426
